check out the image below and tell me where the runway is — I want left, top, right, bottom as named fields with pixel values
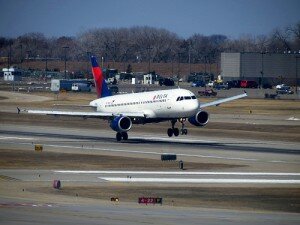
left=1, top=169, right=300, bottom=185
left=0, top=124, right=299, bottom=169
left=1, top=123, right=300, bottom=224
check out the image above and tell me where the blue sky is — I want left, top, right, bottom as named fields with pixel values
left=0, top=0, right=299, bottom=39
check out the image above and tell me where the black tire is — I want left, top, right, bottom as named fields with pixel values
left=167, top=128, right=173, bottom=137
left=116, top=132, right=122, bottom=141
left=122, top=132, right=128, bottom=140
left=181, top=129, right=188, bottom=135
left=173, top=128, right=179, bottom=137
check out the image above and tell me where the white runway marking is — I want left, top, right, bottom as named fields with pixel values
left=99, top=177, right=300, bottom=184
left=0, top=136, right=34, bottom=140
left=55, top=170, right=300, bottom=176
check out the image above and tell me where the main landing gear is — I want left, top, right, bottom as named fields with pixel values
left=167, top=119, right=188, bottom=137
left=116, top=132, right=128, bottom=141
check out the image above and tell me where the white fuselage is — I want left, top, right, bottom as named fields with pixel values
left=89, top=89, right=199, bottom=119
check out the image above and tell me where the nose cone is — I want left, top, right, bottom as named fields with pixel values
left=89, top=100, right=97, bottom=107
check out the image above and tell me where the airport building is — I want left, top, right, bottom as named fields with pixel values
left=2, top=67, right=23, bottom=81
left=220, top=52, right=300, bottom=85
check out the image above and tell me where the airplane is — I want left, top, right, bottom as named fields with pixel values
left=20, top=56, right=247, bottom=141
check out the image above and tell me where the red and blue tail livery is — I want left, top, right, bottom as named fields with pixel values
left=91, top=56, right=111, bottom=98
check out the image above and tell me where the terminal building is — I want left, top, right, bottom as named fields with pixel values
left=220, top=52, right=300, bottom=86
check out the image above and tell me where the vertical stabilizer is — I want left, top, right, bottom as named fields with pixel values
left=91, top=56, right=111, bottom=98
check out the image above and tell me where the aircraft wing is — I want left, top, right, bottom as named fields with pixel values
left=19, top=108, right=146, bottom=119
left=200, top=93, right=247, bottom=108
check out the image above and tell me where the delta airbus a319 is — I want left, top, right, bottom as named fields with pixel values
left=21, top=56, right=247, bottom=141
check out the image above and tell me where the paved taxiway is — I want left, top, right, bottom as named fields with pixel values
left=1, top=195, right=299, bottom=225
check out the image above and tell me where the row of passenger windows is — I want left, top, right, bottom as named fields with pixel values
left=176, top=96, right=196, bottom=101
left=105, top=99, right=167, bottom=108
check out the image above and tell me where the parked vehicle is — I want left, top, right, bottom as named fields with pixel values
left=51, top=79, right=91, bottom=92
left=109, top=85, right=119, bottom=94
left=206, top=81, right=214, bottom=88
left=191, top=81, right=205, bottom=87
left=198, top=89, right=217, bottom=96
left=276, top=86, right=294, bottom=94
left=275, top=84, right=287, bottom=90
left=262, top=83, right=272, bottom=89
left=159, top=78, right=175, bottom=86
left=227, top=80, right=241, bottom=88
left=71, top=83, right=91, bottom=92
left=214, top=82, right=229, bottom=90
left=240, top=80, right=258, bottom=88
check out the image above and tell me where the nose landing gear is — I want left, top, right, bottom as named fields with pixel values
left=180, top=118, right=188, bottom=135
left=167, top=118, right=188, bottom=137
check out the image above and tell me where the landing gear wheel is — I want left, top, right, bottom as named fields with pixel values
left=181, top=129, right=188, bottom=135
left=167, top=128, right=173, bottom=137
left=173, top=128, right=179, bottom=137
left=116, top=132, right=122, bottom=141
left=121, top=132, right=128, bottom=140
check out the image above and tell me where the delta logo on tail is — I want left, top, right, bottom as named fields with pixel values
left=91, top=56, right=111, bottom=98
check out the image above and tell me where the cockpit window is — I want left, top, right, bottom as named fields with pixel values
left=177, top=96, right=196, bottom=101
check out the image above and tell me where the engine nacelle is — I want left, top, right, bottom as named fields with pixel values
left=188, top=111, right=209, bottom=127
left=110, top=116, right=132, bottom=132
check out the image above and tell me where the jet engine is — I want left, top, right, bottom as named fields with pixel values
left=188, top=111, right=209, bottom=127
left=110, top=116, right=132, bottom=132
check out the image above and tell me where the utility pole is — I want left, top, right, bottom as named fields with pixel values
left=86, top=52, right=91, bottom=78
left=19, top=44, right=23, bottom=67
left=261, top=52, right=265, bottom=89
left=8, top=42, right=12, bottom=69
left=188, top=47, right=191, bottom=75
left=147, top=46, right=152, bottom=74
left=178, top=52, right=182, bottom=86
left=296, top=56, right=299, bottom=94
left=62, top=46, right=69, bottom=79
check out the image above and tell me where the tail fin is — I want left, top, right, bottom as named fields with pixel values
left=91, top=56, right=111, bottom=98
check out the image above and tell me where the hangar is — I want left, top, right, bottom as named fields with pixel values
left=221, top=52, right=300, bottom=86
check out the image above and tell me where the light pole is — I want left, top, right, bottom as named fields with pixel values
left=177, top=52, right=182, bottom=86
left=188, top=47, right=191, bottom=75
left=8, top=41, right=12, bottom=69
left=260, top=52, right=265, bottom=89
left=62, top=46, right=69, bottom=79
left=19, top=44, right=23, bottom=67
left=147, top=46, right=152, bottom=74
left=85, top=52, right=91, bottom=78
left=296, top=56, right=299, bottom=94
